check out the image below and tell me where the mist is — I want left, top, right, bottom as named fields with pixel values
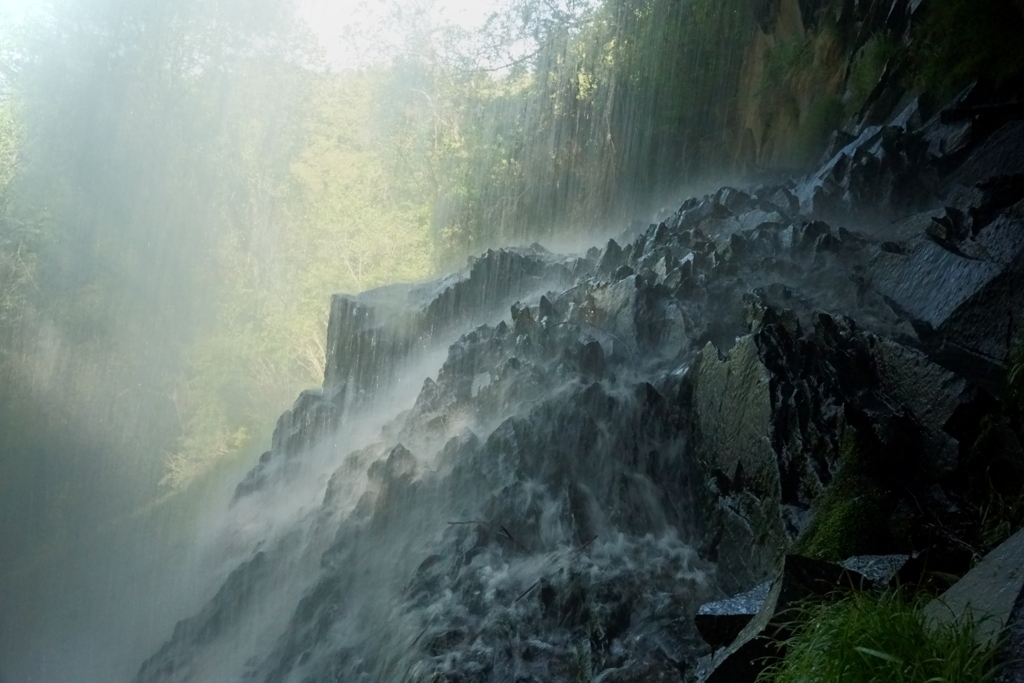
left=0, top=0, right=763, bottom=679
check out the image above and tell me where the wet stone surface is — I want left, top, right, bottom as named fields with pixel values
left=136, top=86, right=1024, bottom=683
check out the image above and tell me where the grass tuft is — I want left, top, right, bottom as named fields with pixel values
left=757, top=591, right=999, bottom=683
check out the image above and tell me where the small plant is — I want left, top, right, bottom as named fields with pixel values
left=757, top=591, right=999, bottom=683
left=846, top=33, right=897, bottom=116
left=961, top=340, right=1024, bottom=548
left=1008, top=340, right=1024, bottom=422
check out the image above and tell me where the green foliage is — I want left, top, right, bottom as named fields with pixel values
left=162, top=69, right=434, bottom=488
left=380, top=0, right=755, bottom=262
left=754, top=21, right=849, bottom=168
left=0, top=0, right=763, bottom=501
left=758, top=591, right=999, bottom=683
left=0, top=97, right=38, bottom=332
left=796, top=428, right=907, bottom=561
left=760, top=37, right=814, bottom=103
left=847, top=33, right=897, bottom=115
left=795, top=95, right=844, bottom=165
left=910, top=0, right=1024, bottom=103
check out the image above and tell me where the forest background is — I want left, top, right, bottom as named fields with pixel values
left=0, top=0, right=754, bottom=576
left=4, top=0, right=1024, bottom=674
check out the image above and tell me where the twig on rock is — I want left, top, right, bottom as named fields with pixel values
left=514, top=580, right=541, bottom=604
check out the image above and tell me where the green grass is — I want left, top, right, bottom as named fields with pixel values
left=757, top=591, right=1000, bottom=683
left=847, top=33, right=897, bottom=116
left=960, top=340, right=1024, bottom=549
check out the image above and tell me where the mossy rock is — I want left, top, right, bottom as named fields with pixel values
left=795, top=426, right=906, bottom=561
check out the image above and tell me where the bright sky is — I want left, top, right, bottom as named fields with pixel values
left=294, top=0, right=505, bottom=69
left=0, top=0, right=505, bottom=70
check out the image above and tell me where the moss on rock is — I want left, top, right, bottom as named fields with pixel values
left=795, top=427, right=902, bottom=561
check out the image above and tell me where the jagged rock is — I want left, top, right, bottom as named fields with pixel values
left=133, top=553, right=271, bottom=683
left=694, top=581, right=771, bottom=650
left=839, top=553, right=910, bottom=586
left=538, top=294, right=558, bottom=322
left=867, top=203, right=1024, bottom=385
left=599, top=238, right=626, bottom=274
left=700, top=554, right=870, bottom=683
left=871, top=338, right=969, bottom=475
left=795, top=124, right=934, bottom=222
left=138, top=72, right=1024, bottom=683
left=997, top=585, right=1024, bottom=683
left=693, top=338, right=778, bottom=501
left=922, top=526, right=1024, bottom=647
left=578, top=339, right=607, bottom=377
left=235, top=247, right=576, bottom=499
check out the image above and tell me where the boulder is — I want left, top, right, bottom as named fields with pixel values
left=694, top=581, right=771, bottom=650
left=922, top=526, right=1024, bottom=647
left=867, top=202, right=1024, bottom=387
left=700, top=554, right=870, bottom=683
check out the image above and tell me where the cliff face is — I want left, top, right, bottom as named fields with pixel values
left=730, top=0, right=962, bottom=172
left=133, top=58, right=1024, bottom=682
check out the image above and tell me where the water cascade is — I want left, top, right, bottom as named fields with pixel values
left=132, top=82, right=1024, bottom=681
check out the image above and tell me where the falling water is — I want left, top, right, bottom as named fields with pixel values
left=129, top=244, right=720, bottom=683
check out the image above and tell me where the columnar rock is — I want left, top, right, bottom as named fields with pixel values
left=136, top=79, right=1024, bottom=683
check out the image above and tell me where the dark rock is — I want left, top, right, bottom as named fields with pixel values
left=867, top=205, right=1024, bottom=379
left=701, top=555, right=869, bottom=683
left=579, top=339, right=607, bottom=377
left=926, top=206, right=970, bottom=244
left=613, top=264, right=635, bottom=281
left=922, top=526, right=1024, bottom=646
left=796, top=124, right=935, bottom=222
left=950, top=121, right=1024, bottom=188
left=871, top=337, right=969, bottom=475
left=539, top=294, right=557, bottom=322
left=600, top=239, right=626, bottom=275
left=997, top=583, right=1024, bottom=683
left=694, top=581, right=771, bottom=650
left=511, top=301, right=536, bottom=335
left=839, top=554, right=910, bottom=586
left=139, top=70, right=1024, bottom=683
left=714, top=187, right=753, bottom=214
left=819, top=130, right=856, bottom=165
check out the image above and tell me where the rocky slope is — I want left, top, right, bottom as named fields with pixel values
left=134, top=79, right=1024, bottom=683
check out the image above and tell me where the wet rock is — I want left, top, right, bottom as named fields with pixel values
left=133, top=553, right=271, bottom=683
left=867, top=206, right=1024, bottom=381
left=538, top=294, right=558, bottom=322
left=922, top=526, right=1024, bottom=646
left=235, top=247, right=577, bottom=500
left=700, top=554, right=870, bottom=683
left=755, top=185, right=800, bottom=218
left=693, top=338, right=778, bottom=501
left=714, top=187, right=753, bottom=214
left=871, top=338, right=969, bottom=475
left=839, top=554, right=910, bottom=586
left=795, top=124, right=934, bottom=222
left=694, top=581, right=771, bottom=650
left=950, top=120, right=1024, bottom=188
left=599, top=239, right=626, bottom=274
left=139, top=73, right=1024, bottom=683
left=579, top=339, right=607, bottom=377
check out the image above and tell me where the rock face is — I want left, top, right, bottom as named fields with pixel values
left=922, top=527, right=1024, bottom=646
left=135, top=82, right=1024, bottom=683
